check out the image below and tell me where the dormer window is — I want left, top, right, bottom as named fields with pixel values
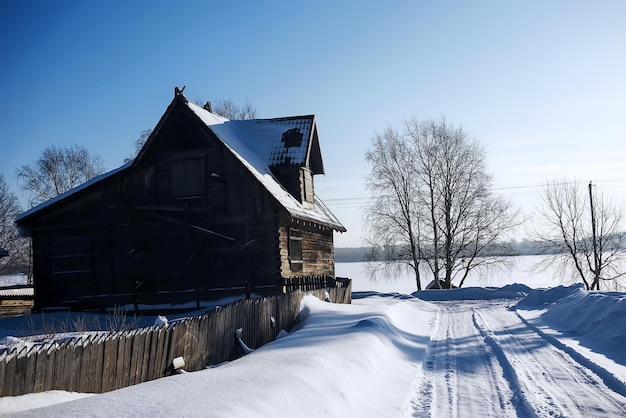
left=171, top=154, right=205, bottom=198
left=281, top=128, right=303, bottom=148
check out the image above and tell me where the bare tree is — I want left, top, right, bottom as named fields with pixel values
left=364, top=117, right=519, bottom=291
left=126, top=129, right=153, bottom=163
left=532, top=179, right=626, bottom=290
left=212, top=97, right=257, bottom=120
left=0, top=173, right=31, bottom=279
left=17, top=144, right=106, bottom=207
left=364, top=126, right=424, bottom=290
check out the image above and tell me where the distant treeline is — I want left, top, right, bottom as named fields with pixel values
left=335, top=235, right=626, bottom=263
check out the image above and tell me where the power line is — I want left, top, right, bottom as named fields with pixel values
left=322, top=180, right=626, bottom=209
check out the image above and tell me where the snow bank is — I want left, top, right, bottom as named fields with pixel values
left=8, top=294, right=436, bottom=417
left=413, top=283, right=532, bottom=301
left=0, top=391, right=93, bottom=414
left=515, top=283, right=584, bottom=309
left=517, top=284, right=626, bottom=364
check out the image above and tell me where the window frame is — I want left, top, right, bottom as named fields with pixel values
left=170, top=153, right=207, bottom=199
left=288, top=227, right=303, bottom=272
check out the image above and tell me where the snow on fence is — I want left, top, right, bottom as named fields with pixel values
left=0, top=283, right=351, bottom=397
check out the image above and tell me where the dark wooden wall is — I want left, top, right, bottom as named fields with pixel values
left=24, top=106, right=337, bottom=312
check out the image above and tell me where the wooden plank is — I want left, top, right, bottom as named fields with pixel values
left=80, top=336, right=95, bottom=393
left=92, top=335, right=106, bottom=393
left=131, top=330, right=146, bottom=386
left=66, top=340, right=80, bottom=392
left=69, top=339, right=82, bottom=393
left=42, top=344, right=56, bottom=393
left=102, top=333, right=119, bottom=392
left=0, top=352, right=7, bottom=397
left=158, top=326, right=173, bottom=378
left=139, top=329, right=151, bottom=383
left=205, top=310, right=218, bottom=366
left=23, top=346, right=38, bottom=394
left=191, top=317, right=202, bottom=370
left=4, top=350, right=17, bottom=396
left=166, top=323, right=180, bottom=374
left=31, top=346, right=45, bottom=394
left=198, top=313, right=210, bottom=368
left=53, top=341, right=68, bottom=391
left=121, top=332, right=133, bottom=388
left=146, top=326, right=160, bottom=381
left=181, top=318, right=194, bottom=371
left=152, top=327, right=166, bottom=379
left=13, top=350, right=29, bottom=396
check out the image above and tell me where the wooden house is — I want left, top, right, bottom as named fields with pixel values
left=16, top=88, right=346, bottom=312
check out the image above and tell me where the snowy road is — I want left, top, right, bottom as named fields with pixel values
left=406, top=300, right=626, bottom=418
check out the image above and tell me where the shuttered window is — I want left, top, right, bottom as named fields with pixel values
left=171, top=156, right=205, bottom=198
left=289, top=228, right=303, bottom=271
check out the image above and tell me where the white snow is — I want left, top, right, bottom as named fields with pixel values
left=0, top=392, right=93, bottom=415
left=0, top=274, right=28, bottom=287
left=2, top=257, right=626, bottom=416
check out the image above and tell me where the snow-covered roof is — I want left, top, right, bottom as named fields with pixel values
left=16, top=93, right=344, bottom=232
left=187, top=100, right=344, bottom=231
left=16, top=161, right=133, bottom=223
left=0, top=286, right=34, bottom=298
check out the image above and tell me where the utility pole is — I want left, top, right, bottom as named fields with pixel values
left=589, top=181, right=600, bottom=290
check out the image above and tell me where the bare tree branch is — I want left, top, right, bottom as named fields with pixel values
left=0, top=173, right=31, bottom=279
left=16, top=144, right=106, bottom=207
left=212, top=98, right=257, bottom=120
left=530, top=179, right=626, bottom=290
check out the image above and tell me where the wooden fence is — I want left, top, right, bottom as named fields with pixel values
left=0, top=283, right=351, bottom=397
left=282, top=275, right=351, bottom=292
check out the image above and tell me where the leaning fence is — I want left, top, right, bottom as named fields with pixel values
left=0, top=282, right=351, bottom=397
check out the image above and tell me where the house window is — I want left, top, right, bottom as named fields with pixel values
left=171, top=155, right=205, bottom=198
left=288, top=228, right=303, bottom=271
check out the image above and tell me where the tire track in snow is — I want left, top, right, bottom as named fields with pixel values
left=515, top=312, right=626, bottom=398
left=406, top=303, right=518, bottom=418
left=474, top=305, right=626, bottom=418
left=471, top=311, right=539, bottom=418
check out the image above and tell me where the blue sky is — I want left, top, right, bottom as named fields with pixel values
left=1, top=1, right=625, bottom=247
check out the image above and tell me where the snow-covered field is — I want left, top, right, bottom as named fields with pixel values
left=337, top=255, right=561, bottom=293
left=0, top=274, right=27, bottom=287
left=1, top=256, right=626, bottom=417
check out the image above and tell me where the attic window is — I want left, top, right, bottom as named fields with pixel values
left=281, top=128, right=303, bottom=148
left=171, top=155, right=205, bottom=198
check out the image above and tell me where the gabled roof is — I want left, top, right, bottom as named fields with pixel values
left=185, top=99, right=343, bottom=231
left=236, top=116, right=324, bottom=174
left=17, top=89, right=345, bottom=232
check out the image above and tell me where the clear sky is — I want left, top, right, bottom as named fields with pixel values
left=1, top=1, right=625, bottom=247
